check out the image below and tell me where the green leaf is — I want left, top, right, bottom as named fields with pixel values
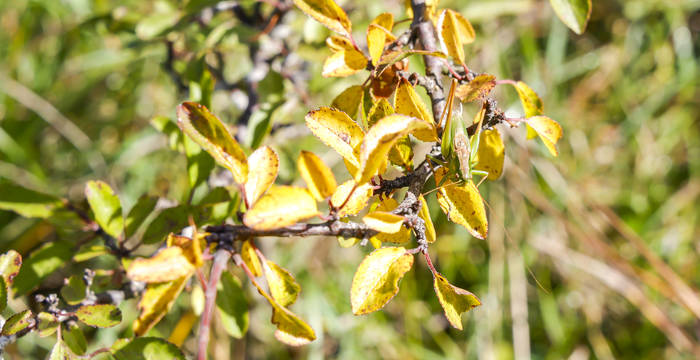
left=75, top=304, right=122, bottom=328
left=142, top=205, right=189, bottom=244
left=216, top=272, right=249, bottom=339
left=125, top=195, right=158, bottom=239
left=63, top=322, right=87, bottom=355
left=60, top=274, right=87, bottom=306
left=48, top=339, right=71, bottom=360
left=12, top=241, right=72, bottom=296
left=135, top=12, right=182, bottom=40
left=549, top=0, right=592, bottom=34
left=0, top=182, right=62, bottom=218
left=0, top=277, right=6, bottom=312
left=247, top=101, right=284, bottom=149
left=37, top=312, right=59, bottom=337
left=85, top=180, right=124, bottom=239
left=350, top=247, right=414, bottom=315
left=0, top=250, right=22, bottom=286
left=263, top=260, right=301, bottom=307
left=184, top=135, right=216, bottom=191
left=1, top=309, right=35, bottom=336
left=177, top=101, right=248, bottom=184
left=433, top=273, right=481, bottom=330
left=74, top=242, right=109, bottom=263
left=112, top=337, right=186, bottom=360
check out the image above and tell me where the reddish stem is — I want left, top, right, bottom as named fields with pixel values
left=422, top=249, right=438, bottom=276
left=197, top=249, right=231, bottom=360
left=495, top=79, right=517, bottom=86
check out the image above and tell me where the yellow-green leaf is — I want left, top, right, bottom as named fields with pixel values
left=177, top=101, right=248, bottom=184
left=75, top=304, right=122, bottom=328
left=297, top=151, right=337, bottom=200
left=473, top=128, right=505, bottom=180
left=455, top=74, right=496, bottom=102
left=433, top=273, right=481, bottom=330
left=85, top=180, right=124, bottom=239
left=292, top=0, right=352, bottom=37
left=60, top=274, right=86, bottom=306
left=435, top=168, right=488, bottom=239
left=241, top=240, right=262, bottom=277
left=331, top=85, right=364, bottom=119
left=351, top=247, right=414, bottom=315
left=394, top=78, right=437, bottom=141
left=134, top=277, right=188, bottom=336
left=549, top=0, right=592, bottom=35
left=367, top=13, right=394, bottom=66
left=330, top=180, right=374, bottom=217
left=527, top=116, right=563, bottom=156
left=305, top=107, right=364, bottom=167
left=367, top=99, right=413, bottom=170
left=216, top=272, right=249, bottom=339
left=363, top=211, right=404, bottom=234
left=0, top=250, right=22, bottom=286
left=418, top=195, right=436, bottom=243
left=322, top=36, right=368, bottom=77
left=357, top=114, right=431, bottom=184
left=243, top=186, right=319, bottom=230
left=511, top=81, right=544, bottom=139
left=1, top=310, right=34, bottom=336
left=37, top=312, right=58, bottom=337
left=264, top=260, right=301, bottom=307
left=48, top=339, right=70, bottom=360
left=126, top=247, right=195, bottom=283
left=244, top=146, right=279, bottom=206
left=251, top=279, right=316, bottom=346
left=438, top=9, right=475, bottom=65
left=370, top=197, right=411, bottom=244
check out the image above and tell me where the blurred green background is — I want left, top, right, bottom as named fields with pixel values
left=0, top=0, right=699, bottom=359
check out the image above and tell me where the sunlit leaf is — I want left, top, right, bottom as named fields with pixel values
left=166, top=233, right=203, bottom=268
left=455, top=74, right=496, bottom=102
left=438, top=9, right=475, bottom=65
left=1, top=310, right=34, bottom=336
left=418, top=195, right=437, bottom=243
left=369, top=197, right=411, bottom=244
left=298, top=151, right=337, bottom=201
left=241, top=240, right=262, bottom=277
left=177, top=101, right=248, bottom=184
left=331, top=85, right=364, bottom=119
left=0, top=250, right=22, bottom=286
left=322, top=36, right=368, bottom=77
left=357, top=114, right=431, bottom=184
left=251, top=280, right=316, bottom=346
left=127, top=247, right=195, bottom=283
left=133, top=277, right=188, bottom=336
left=527, top=116, right=563, bottom=156
left=363, top=211, right=404, bottom=234
left=305, top=107, right=364, bottom=168
left=473, top=128, right=505, bottom=180
left=12, top=241, right=71, bottom=296
left=167, top=311, right=197, bottom=347
left=351, top=247, right=413, bottom=315
left=394, top=79, right=437, bottom=142
left=549, top=0, right=592, bottom=34
left=244, top=186, right=319, bottom=230
left=245, top=146, right=279, bottom=206
left=292, top=0, right=352, bottom=37
left=264, top=260, right=301, bottom=307
left=435, top=168, right=488, bottom=239
left=0, top=182, right=62, bottom=219
left=216, top=272, right=249, bottom=339
left=112, top=337, right=186, bottom=360
left=433, top=273, right=481, bottom=330
left=330, top=180, right=374, bottom=217
left=510, top=81, right=544, bottom=139
left=75, top=304, right=122, bottom=328
left=48, top=339, right=70, bottom=360
left=367, top=13, right=394, bottom=66
left=85, top=180, right=124, bottom=239
left=37, top=312, right=58, bottom=337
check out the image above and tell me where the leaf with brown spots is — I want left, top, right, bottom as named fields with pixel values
left=455, top=74, right=496, bottom=102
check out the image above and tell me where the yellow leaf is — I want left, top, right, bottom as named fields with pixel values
left=168, top=311, right=197, bottom=347
left=357, top=114, right=431, bottom=184
left=305, top=107, right=364, bottom=168
left=367, top=13, right=394, bottom=66
left=394, top=79, right=437, bottom=141
left=433, top=273, right=481, bottom=330
left=455, top=74, right=496, bottom=102
left=363, top=211, right=404, bottom=234
left=244, top=186, right=319, bottom=230
left=245, top=146, right=279, bottom=206
left=418, top=195, right=437, bottom=243
left=331, top=85, right=364, bottom=119
left=322, top=36, right=368, bottom=77
left=251, top=278, right=316, bottom=346
left=133, top=276, right=188, bottom=336
left=127, top=247, right=195, bottom=283
left=370, top=197, right=411, bottom=244
left=438, top=10, right=474, bottom=65
left=241, top=240, right=262, bottom=277
left=292, top=0, right=352, bottom=37
left=177, top=102, right=248, bottom=184
left=330, top=180, right=374, bottom=217
left=367, top=100, right=413, bottom=170
left=350, top=247, right=414, bottom=315
left=297, top=151, right=337, bottom=200
left=527, top=116, right=563, bottom=157
left=435, top=168, right=488, bottom=239
left=167, top=233, right=203, bottom=268
left=511, top=81, right=544, bottom=139
left=263, top=260, right=301, bottom=307
left=473, top=129, right=505, bottom=180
